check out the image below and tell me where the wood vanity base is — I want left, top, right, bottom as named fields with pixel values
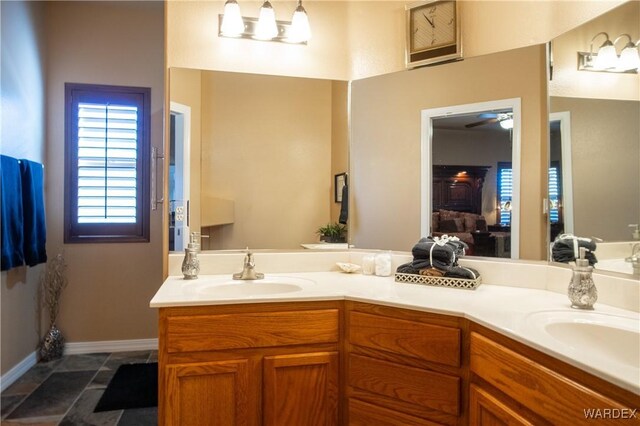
left=158, top=301, right=640, bottom=425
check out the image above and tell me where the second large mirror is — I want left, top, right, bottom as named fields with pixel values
left=169, top=68, right=349, bottom=251
left=548, top=1, right=639, bottom=243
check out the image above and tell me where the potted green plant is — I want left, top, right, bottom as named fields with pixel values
left=316, top=222, right=347, bottom=243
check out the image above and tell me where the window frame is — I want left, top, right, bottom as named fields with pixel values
left=64, top=83, right=151, bottom=243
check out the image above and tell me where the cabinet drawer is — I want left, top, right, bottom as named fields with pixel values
left=349, top=399, right=444, bottom=426
left=349, top=354, right=460, bottom=416
left=470, top=332, right=637, bottom=426
left=166, top=309, right=339, bottom=353
left=349, top=311, right=460, bottom=367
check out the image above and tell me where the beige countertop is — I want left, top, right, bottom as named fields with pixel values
left=151, top=264, right=640, bottom=395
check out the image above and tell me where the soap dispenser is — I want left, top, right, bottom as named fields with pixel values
left=568, top=247, right=597, bottom=310
left=629, top=224, right=640, bottom=240
left=182, top=232, right=201, bottom=280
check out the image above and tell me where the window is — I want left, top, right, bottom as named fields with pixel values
left=64, top=83, right=150, bottom=243
left=497, top=161, right=513, bottom=226
left=548, top=162, right=561, bottom=224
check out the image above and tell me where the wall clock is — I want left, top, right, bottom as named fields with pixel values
left=406, top=0, right=462, bottom=69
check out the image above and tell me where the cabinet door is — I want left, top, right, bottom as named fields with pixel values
left=469, top=385, right=534, bottom=426
left=263, top=352, right=339, bottom=426
left=165, top=359, right=250, bottom=426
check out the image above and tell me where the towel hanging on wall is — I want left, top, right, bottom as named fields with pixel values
left=339, top=183, right=348, bottom=224
left=1, top=155, right=25, bottom=271
left=20, top=159, right=47, bottom=267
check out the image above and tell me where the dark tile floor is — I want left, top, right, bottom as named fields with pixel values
left=1, top=351, right=157, bottom=426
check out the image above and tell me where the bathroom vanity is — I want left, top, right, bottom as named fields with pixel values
left=151, top=252, right=640, bottom=426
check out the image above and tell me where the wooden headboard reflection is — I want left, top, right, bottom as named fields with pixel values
left=432, top=165, right=490, bottom=215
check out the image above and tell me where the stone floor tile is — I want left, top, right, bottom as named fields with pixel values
left=1, top=363, right=55, bottom=397
left=86, top=370, right=116, bottom=390
left=1, top=396, right=25, bottom=420
left=5, top=371, right=96, bottom=419
left=55, top=354, right=109, bottom=373
left=117, top=407, right=157, bottom=426
left=146, top=352, right=157, bottom=363
left=59, top=389, right=122, bottom=426
left=1, top=414, right=62, bottom=425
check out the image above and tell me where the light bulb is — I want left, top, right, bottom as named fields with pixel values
left=593, top=41, right=618, bottom=69
left=220, top=0, right=244, bottom=37
left=618, top=44, right=640, bottom=71
left=499, top=118, right=513, bottom=130
left=255, top=1, right=278, bottom=40
left=288, top=2, right=311, bottom=43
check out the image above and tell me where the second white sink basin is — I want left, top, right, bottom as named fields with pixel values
left=523, top=310, right=640, bottom=369
left=192, top=276, right=315, bottom=299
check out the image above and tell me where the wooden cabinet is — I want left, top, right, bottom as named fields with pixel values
left=159, top=302, right=341, bottom=426
left=159, top=299, right=639, bottom=426
left=470, top=329, right=640, bottom=426
left=345, top=302, right=465, bottom=426
left=264, top=352, right=339, bottom=426
left=469, top=385, right=534, bottom=426
left=165, top=359, right=250, bottom=426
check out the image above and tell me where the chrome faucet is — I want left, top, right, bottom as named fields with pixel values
left=625, top=243, right=640, bottom=276
left=233, top=248, right=264, bottom=280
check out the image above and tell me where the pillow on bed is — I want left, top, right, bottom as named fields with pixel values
left=439, top=218, right=464, bottom=233
left=439, top=209, right=460, bottom=221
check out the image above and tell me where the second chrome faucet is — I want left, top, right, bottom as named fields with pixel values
left=233, top=248, right=264, bottom=280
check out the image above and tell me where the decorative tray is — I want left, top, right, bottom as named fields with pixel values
left=394, top=273, right=482, bottom=290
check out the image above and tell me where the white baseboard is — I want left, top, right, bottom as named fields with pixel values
left=64, top=338, right=158, bottom=355
left=1, top=351, right=37, bottom=393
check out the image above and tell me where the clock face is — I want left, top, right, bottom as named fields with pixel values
left=410, top=1, right=457, bottom=53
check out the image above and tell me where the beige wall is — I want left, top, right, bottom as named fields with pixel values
left=432, top=128, right=512, bottom=222
left=199, top=71, right=332, bottom=249
left=45, top=1, right=164, bottom=344
left=549, top=1, right=639, bottom=101
left=350, top=44, right=548, bottom=259
left=167, top=1, right=623, bottom=80
left=169, top=68, right=203, bottom=236
left=0, top=0, right=47, bottom=375
left=551, top=97, right=640, bottom=241
left=330, top=81, right=349, bottom=224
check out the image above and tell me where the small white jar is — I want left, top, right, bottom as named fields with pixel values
left=362, top=254, right=376, bottom=275
left=375, top=252, right=392, bottom=277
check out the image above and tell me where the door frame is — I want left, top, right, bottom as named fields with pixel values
left=169, top=101, right=191, bottom=251
left=550, top=111, right=573, bottom=235
left=421, top=98, right=521, bottom=259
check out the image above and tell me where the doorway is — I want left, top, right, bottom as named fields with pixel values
left=421, top=99, right=521, bottom=259
left=169, top=102, right=191, bottom=252
left=549, top=111, right=573, bottom=240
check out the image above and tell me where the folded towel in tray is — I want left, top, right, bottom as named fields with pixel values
left=551, top=234, right=597, bottom=266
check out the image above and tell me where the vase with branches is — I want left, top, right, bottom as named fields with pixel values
left=38, top=253, right=68, bottom=362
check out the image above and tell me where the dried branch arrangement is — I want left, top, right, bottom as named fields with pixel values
left=40, top=252, right=68, bottom=326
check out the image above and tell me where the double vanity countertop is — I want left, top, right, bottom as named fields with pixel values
left=151, top=251, right=640, bottom=395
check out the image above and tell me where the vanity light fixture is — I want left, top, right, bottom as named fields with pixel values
left=578, top=32, right=640, bottom=73
left=218, top=0, right=311, bottom=44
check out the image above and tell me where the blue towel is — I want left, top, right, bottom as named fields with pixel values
left=20, top=159, right=47, bottom=267
left=1, top=155, right=25, bottom=270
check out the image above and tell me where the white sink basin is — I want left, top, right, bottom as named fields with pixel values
left=192, top=276, right=314, bottom=299
left=523, top=310, right=640, bottom=369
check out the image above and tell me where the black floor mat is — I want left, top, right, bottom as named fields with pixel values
left=94, top=362, right=158, bottom=412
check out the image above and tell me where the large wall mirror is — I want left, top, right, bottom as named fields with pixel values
left=548, top=1, right=639, bottom=273
left=169, top=68, right=349, bottom=252
left=350, top=43, right=547, bottom=260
